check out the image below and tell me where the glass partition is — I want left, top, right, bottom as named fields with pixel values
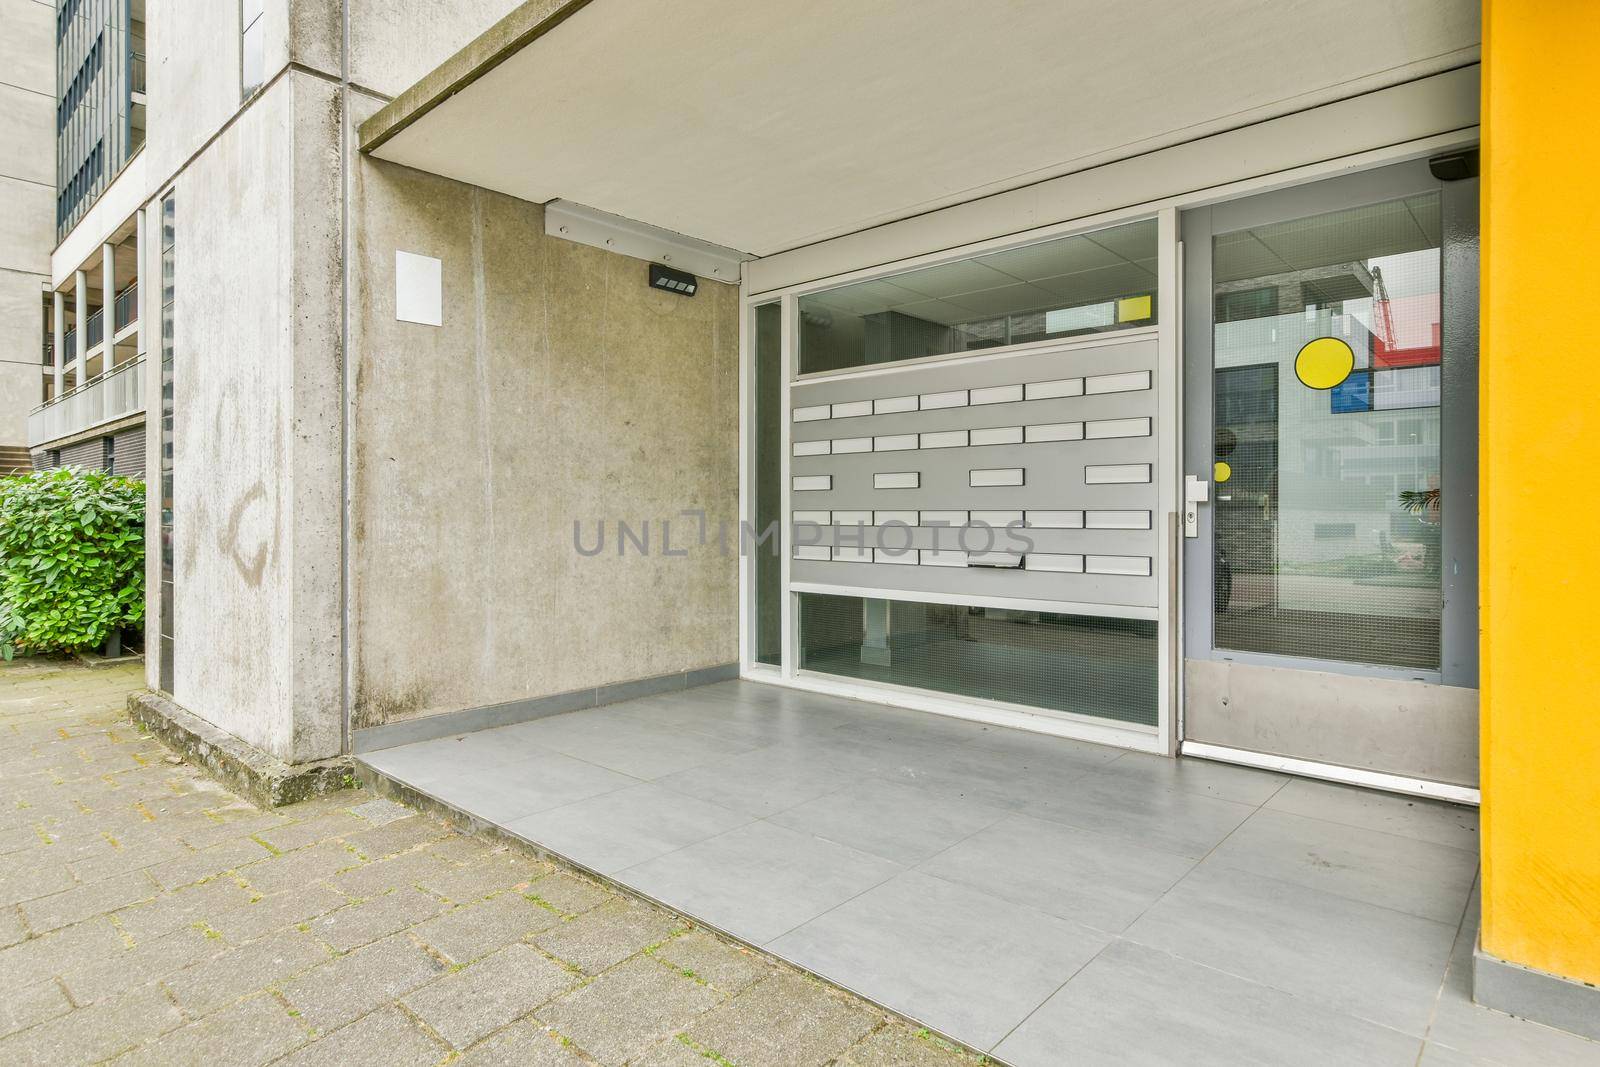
left=798, top=218, right=1158, bottom=375
left=1211, top=192, right=1443, bottom=669
left=752, top=303, right=782, bottom=666
left=798, top=592, right=1158, bottom=726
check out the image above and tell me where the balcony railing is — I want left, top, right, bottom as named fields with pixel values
left=63, top=326, right=76, bottom=358
left=85, top=308, right=104, bottom=348
left=42, top=340, right=53, bottom=366
left=114, top=282, right=138, bottom=332
left=131, top=51, right=146, bottom=95
left=28, top=355, right=145, bottom=449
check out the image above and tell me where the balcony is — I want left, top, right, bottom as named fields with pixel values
left=28, top=355, right=145, bottom=449
left=114, top=281, right=138, bottom=332
left=42, top=340, right=53, bottom=366
left=131, top=51, right=146, bottom=95
left=85, top=307, right=104, bottom=348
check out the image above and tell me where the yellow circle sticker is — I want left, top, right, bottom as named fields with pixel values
left=1213, top=461, right=1232, bottom=483
left=1295, top=337, right=1355, bottom=390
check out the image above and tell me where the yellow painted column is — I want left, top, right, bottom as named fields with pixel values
left=1480, top=0, right=1600, bottom=985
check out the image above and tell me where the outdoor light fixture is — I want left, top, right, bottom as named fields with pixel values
left=649, top=262, right=698, bottom=296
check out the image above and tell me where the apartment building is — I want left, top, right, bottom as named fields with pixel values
left=19, top=0, right=1600, bottom=1059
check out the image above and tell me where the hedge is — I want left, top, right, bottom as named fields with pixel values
left=0, top=468, right=145, bottom=657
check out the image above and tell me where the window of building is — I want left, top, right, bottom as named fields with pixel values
left=797, top=218, right=1158, bottom=375
left=102, top=435, right=115, bottom=473
left=752, top=302, right=782, bottom=666
left=241, top=0, right=265, bottom=99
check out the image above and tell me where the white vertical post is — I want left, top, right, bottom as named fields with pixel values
left=73, top=269, right=88, bottom=375
left=134, top=210, right=145, bottom=357
left=101, top=242, right=115, bottom=370
left=52, top=290, right=65, bottom=399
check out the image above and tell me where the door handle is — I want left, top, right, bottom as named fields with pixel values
left=1184, top=475, right=1209, bottom=539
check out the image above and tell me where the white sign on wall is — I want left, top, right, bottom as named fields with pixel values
left=395, top=250, right=442, bottom=326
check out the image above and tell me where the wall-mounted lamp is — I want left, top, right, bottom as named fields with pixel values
left=650, top=263, right=698, bottom=296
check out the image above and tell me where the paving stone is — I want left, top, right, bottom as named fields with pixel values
left=652, top=929, right=774, bottom=994
left=631, top=1035, right=716, bottom=1066
left=114, top=992, right=312, bottom=1067
left=538, top=956, right=724, bottom=1064
left=20, top=870, right=158, bottom=932
left=348, top=797, right=413, bottom=827
left=279, top=933, right=449, bottom=1032
left=0, top=985, right=183, bottom=1064
left=685, top=973, right=881, bottom=1067
left=162, top=927, right=332, bottom=1016
left=255, top=812, right=371, bottom=854
left=114, top=876, right=257, bottom=942
left=174, top=811, right=290, bottom=851
left=415, top=849, right=552, bottom=903
left=410, top=891, right=563, bottom=965
left=837, top=1023, right=977, bottom=1065
left=0, top=980, right=72, bottom=1039
left=272, top=1005, right=446, bottom=1067
left=0, top=904, right=26, bottom=948
left=206, top=883, right=352, bottom=945
left=526, top=869, right=611, bottom=916
left=535, top=895, right=687, bottom=976
left=0, top=915, right=125, bottom=992
left=0, top=857, right=75, bottom=906
left=401, top=943, right=583, bottom=1049
left=60, top=924, right=226, bottom=1004
left=326, top=848, right=451, bottom=900
left=145, top=837, right=273, bottom=891
left=306, top=887, right=450, bottom=952
left=237, top=841, right=364, bottom=896
left=67, top=836, right=190, bottom=884
left=424, top=835, right=496, bottom=865
left=455, top=1020, right=589, bottom=1067
left=343, top=815, right=452, bottom=861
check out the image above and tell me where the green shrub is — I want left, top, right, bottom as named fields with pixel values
left=0, top=468, right=145, bottom=657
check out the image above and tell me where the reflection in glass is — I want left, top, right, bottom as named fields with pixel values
left=798, top=219, right=1158, bottom=374
left=798, top=593, right=1157, bottom=726
left=1212, top=192, right=1443, bottom=669
left=753, top=304, right=782, bottom=666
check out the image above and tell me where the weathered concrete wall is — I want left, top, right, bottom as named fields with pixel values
left=0, top=0, right=54, bottom=447
left=168, top=70, right=344, bottom=762
left=347, top=0, right=525, bottom=98
left=349, top=150, right=739, bottom=729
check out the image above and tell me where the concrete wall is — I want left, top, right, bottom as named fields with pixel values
left=0, top=0, right=54, bottom=448
left=348, top=150, right=739, bottom=729
left=165, top=70, right=344, bottom=763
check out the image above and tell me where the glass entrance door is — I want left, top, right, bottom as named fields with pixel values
left=1181, top=159, right=1479, bottom=787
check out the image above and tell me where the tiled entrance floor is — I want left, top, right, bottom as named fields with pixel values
left=360, top=681, right=1600, bottom=1066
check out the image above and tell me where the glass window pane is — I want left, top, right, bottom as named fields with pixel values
left=1211, top=192, right=1443, bottom=670
left=241, top=21, right=264, bottom=97
left=753, top=303, right=782, bottom=666
left=798, top=592, right=1157, bottom=726
left=798, top=219, right=1157, bottom=374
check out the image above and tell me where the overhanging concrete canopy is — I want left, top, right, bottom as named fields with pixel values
left=361, top=0, right=1478, bottom=259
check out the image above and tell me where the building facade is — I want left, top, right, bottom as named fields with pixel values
left=22, top=0, right=1600, bottom=1047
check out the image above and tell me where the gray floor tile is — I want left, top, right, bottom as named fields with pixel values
left=769, top=870, right=1110, bottom=1051
left=1208, top=808, right=1478, bottom=923
left=1266, top=778, right=1480, bottom=851
left=505, top=783, right=751, bottom=875
left=618, top=821, right=903, bottom=945
left=513, top=713, right=760, bottom=779
left=654, top=742, right=860, bottom=819
left=962, top=722, right=1125, bottom=767
left=918, top=813, right=1196, bottom=933
left=994, top=938, right=1423, bottom=1067
left=1022, top=770, right=1257, bottom=858
left=1124, top=862, right=1458, bottom=1036
left=1088, top=751, right=1290, bottom=806
left=769, top=777, right=1007, bottom=865
left=427, top=748, right=643, bottom=824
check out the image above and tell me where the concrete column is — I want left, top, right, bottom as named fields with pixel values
left=101, top=242, right=115, bottom=369
left=52, top=290, right=65, bottom=399
left=1477, top=0, right=1600, bottom=1040
left=134, top=210, right=145, bottom=357
left=73, top=270, right=87, bottom=377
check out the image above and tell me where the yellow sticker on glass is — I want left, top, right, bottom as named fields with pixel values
left=1213, top=461, right=1232, bottom=483
left=1116, top=294, right=1153, bottom=323
left=1295, top=337, right=1355, bottom=390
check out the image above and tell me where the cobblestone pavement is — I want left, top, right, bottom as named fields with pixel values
left=0, top=659, right=983, bottom=1066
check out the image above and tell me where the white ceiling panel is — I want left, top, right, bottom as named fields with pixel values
left=371, top=0, right=1479, bottom=256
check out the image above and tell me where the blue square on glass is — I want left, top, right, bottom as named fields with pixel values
left=1330, top=372, right=1371, bottom=414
